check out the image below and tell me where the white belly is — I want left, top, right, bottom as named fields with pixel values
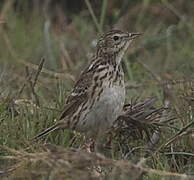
left=77, top=85, right=125, bottom=133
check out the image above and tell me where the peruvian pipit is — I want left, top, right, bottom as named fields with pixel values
left=33, top=30, right=141, bottom=149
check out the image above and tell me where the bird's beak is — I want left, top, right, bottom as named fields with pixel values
left=128, top=32, right=142, bottom=40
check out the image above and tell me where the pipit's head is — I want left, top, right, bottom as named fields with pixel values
left=97, top=30, right=141, bottom=57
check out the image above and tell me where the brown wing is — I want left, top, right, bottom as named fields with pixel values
left=59, top=63, right=95, bottom=120
left=32, top=57, right=102, bottom=140
left=59, top=55, right=103, bottom=120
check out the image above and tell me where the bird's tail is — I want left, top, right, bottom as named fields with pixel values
left=32, top=121, right=65, bottom=141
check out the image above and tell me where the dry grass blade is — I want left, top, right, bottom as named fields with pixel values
left=84, top=0, right=101, bottom=33
left=111, top=97, right=168, bottom=140
left=0, top=144, right=193, bottom=180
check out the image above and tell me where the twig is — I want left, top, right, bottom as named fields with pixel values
left=16, top=58, right=44, bottom=99
left=33, top=57, right=45, bottom=88
left=20, top=60, right=75, bottom=81
left=163, top=122, right=194, bottom=147
left=25, top=67, right=40, bottom=106
left=152, top=121, right=194, bottom=158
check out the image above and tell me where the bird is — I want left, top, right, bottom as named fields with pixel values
left=33, top=29, right=141, bottom=144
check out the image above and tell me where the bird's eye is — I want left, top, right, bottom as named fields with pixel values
left=113, top=35, right=119, bottom=41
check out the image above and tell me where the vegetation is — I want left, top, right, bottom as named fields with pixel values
left=0, top=0, right=194, bottom=179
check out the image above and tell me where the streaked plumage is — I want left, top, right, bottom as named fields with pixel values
left=33, top=30, right=141, bottom=140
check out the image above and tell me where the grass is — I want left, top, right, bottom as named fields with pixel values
left=0, top=0, right=194, bottom=179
